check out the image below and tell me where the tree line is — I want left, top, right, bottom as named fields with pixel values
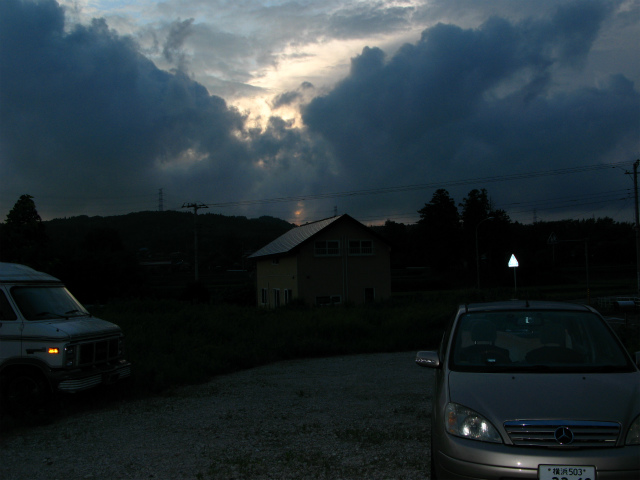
left=375, top=188, right=635, bottom=290
left=1, top=192, right=636, bottom=303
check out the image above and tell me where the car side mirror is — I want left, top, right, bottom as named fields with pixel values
left=416, top=350, right=440, bottom=368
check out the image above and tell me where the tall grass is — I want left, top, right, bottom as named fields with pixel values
left=93, top=296, right=451, bottom=396
left=93, top=286, right=640, bottom=398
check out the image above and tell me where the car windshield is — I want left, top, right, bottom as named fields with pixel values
left=450, top=309, right=633, bottom=373
left=11, top=286, right=89, bottom=320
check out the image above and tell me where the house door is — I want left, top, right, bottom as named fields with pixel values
left=273, top=289, right=280, bottom=307
left=364, top=288, right=375, bottom=304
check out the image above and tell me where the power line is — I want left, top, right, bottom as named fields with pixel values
left=203, top=161, right=630, bottom=208
left=498, top=188, right=631, bottom=212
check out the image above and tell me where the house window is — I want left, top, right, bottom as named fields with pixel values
left=364, top=288, right=375, bottom=304
left=261, top=288, right=268, bottom=305
left=273, top=289, right=280, bottom=307
left=349, top=240, right=373, bottom=255
left=272, top=257, right=279, bottom=265
left=316, top=295, right=342, bottom=306
left=315, top=240, right=340, bottom=256
left=284, top=289, right=293, bottom=305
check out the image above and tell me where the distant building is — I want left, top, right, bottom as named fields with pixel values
left=249, top=214, right=391, bottom=307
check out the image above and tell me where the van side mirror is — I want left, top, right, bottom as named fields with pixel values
left=416, top=350, right=440, bottom=368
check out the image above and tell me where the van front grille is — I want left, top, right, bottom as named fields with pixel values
left=504, top=420, right=620, bottom=448
left=78, top=338, right=121, bottom=366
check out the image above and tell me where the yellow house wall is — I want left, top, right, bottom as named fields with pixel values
left=255, top=255, right=298, bottom=307
left=296, top=221, right=391, bottom=305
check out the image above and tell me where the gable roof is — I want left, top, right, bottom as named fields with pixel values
left=249, top=214, right=387, bottom=259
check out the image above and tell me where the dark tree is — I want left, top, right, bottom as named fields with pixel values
left=64, top=227, right=141, bottom=304
left=379, top=219, right=410, bottom=268
left=0, top=194, right=49, bottom=269
left=460, top=189, right=514, bottom=286
left=460, top=188, right=492, bottom=232
left=418, top=189, right=462, bottom=271
left=6, top=194, right=42, bottom=226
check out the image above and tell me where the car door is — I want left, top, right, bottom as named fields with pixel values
left=0, top=288, right=22, bottom=363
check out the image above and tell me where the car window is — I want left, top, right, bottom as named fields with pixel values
left=449, top=310, right=633, bottom=372
left=10, top=286, right=89, bottom=320
left=0, top=290, right=17, bottom=320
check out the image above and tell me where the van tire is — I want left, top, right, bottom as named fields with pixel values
left=0, top=368, right=53, bottom=422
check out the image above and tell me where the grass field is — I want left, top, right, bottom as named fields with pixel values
left=91, top=284, right=640, bottom=398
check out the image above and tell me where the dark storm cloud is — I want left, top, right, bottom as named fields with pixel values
left=0, top=0, right=315, bottom=216
left=271, top=82, right=315, bottom=109
left=163, top=18, right=195, bottom=70
left=0, top=1, right=243, bottom=171
left=302, top=0, right=639, bottom=205
left=1, top=0, right=637, bottom=224
left=328, top=2, right=414, bottom=38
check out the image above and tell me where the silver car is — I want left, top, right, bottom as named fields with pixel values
left=416, top=300, right=640, bottom=479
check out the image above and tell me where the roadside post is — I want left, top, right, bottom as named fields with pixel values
left=509, top=254, right=519, bottom=296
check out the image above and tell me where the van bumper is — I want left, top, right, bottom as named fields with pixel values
left=53, top=360, right=132, bottom=393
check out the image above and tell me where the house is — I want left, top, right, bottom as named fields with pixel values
left=249, top=214, right=391, bottom=307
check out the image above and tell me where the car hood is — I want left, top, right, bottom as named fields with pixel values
left=448, top=371, right=640, bottom=426
left=22, top=317, right=122, bottom=341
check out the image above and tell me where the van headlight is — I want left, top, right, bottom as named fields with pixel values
left=626, top=415, right=640, bottom=445
left=64, top=344, right=77, bottom=367
left=446, top=403, right=503, bottom=443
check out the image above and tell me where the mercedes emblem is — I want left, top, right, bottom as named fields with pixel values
left=554, top=426, right=575, bottom=445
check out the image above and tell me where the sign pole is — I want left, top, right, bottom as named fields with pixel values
left=509, top=254, right=519, bottom=296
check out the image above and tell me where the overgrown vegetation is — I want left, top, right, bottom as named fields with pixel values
left=94, top=295, right=453, bottom=396
left=89, top=285, right=640, bottom=399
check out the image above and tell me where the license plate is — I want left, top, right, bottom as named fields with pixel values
left=539, top=465, right=595, bottom=480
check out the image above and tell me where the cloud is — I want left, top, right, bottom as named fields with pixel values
left=327, top=2, right=415, bottom=38
left=162, top=17, right=195, bottom=71
left=271, top=82, right=315, bottom=109
left=0, top=0, right=638, bottom=225
left=0, top=0, right=320, bottom=218
left=301, top=0, right=639, bottom=218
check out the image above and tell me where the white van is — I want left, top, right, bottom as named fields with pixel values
left=0, top=262, right=131, bottom=414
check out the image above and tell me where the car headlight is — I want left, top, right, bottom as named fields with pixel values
left=64, top=344, right=77, bottom=367
left=626, top=415, right=640, bottom=445
left=445, top=403, right=502, bottom=443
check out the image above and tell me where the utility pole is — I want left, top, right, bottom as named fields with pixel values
left=475, top=216, right=494, bottom=289
left=182, top=202, right=208, bottom=281
left=634, top=160, right=640, bottom=297
left=158, top=188, right=164, bottom=212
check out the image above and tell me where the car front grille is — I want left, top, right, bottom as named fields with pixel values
left=78, top=337, right=121, bottom=366
left=504, top=420, right=620, bottom=448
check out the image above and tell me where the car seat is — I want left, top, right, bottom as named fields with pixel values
left=458, top=320, right=511, bottom=365
left=525, top=322, right=584, bottom=364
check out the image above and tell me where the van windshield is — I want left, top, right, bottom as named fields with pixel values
left=11, top=286, right=89, bottom=320
left=450, top=310, right=634, bottom=373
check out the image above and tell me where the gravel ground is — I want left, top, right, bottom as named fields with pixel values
left=0, top=351, right=434, bottom=480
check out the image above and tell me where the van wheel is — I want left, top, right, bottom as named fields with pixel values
left=1, top=369, right=53, bottom=422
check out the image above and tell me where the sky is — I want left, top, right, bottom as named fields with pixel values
left=1, top=0, right=638, bottom=226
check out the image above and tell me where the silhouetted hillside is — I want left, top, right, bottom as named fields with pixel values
left=45, top=211, right=294, bottom=269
